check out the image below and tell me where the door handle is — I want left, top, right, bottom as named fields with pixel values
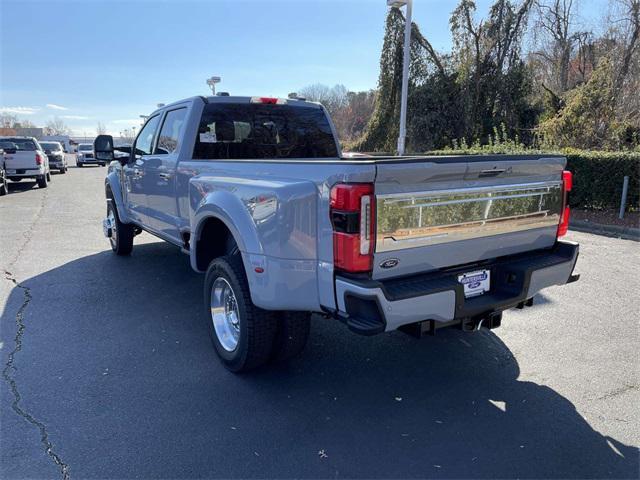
left=158, top=172, right=171, bottom=180
left=479, top=169, right=506, bottom=178
left=133, top=168, right=143, bottom=177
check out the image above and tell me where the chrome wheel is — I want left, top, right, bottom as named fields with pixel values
left=210, top=277, right=240, bottom=352
left=108, top=208, right=118, bottom=248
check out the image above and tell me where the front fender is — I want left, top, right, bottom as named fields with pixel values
left=105, top=170, right=131, bottom=223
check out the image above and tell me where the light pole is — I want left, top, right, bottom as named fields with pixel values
left=388, top=0, right=412, bottom=155
left=206, top=76, right=222, bottom=95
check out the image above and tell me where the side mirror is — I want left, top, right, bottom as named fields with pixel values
left=94, top=135, right=114, bottom=163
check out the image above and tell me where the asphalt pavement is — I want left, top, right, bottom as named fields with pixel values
left=1, top=160, right=638, bottom=479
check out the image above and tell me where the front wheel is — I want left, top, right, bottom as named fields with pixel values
left=204, top=255, right=277, bottom=372
left=0, top=175, right=7, bottom=196
left=107, top=201, right=134, bottom=255
left=46, top=172, right=51, bottom=181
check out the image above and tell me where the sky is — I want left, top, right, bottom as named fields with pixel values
left=0, top=0, right=606, bottom=136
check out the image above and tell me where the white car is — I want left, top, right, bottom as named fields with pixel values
left=40, top=141, right=68, bottom=173
left=0, top=137, right=51, bottom=188
left=76, top=143, right=104, bottom=167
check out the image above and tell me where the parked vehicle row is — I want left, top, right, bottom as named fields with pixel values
left=0, top=137, right=52, bottom=189
left=94, top=94, right=580, bottom=373
left=0, top=137, right=106, bottom=195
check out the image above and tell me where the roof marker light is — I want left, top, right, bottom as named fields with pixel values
left=250, top=97, right=286, bottom=105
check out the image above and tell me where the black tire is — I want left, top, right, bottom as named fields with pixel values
left=107, top=201, right=134, bottom=255
left=60, top=168, right=67, bottom=174
left=204, top=255, right=277, bottom=372
left=46, top=172, right=51, bottom=181
left=271, top=312, right=310, bottom=363
left=100, top=163, right=106, bottom=167
left=77, top=163, right=83, bottom=168
left=37, top=174, right=47, bottom=188
left=0, top=177, right=7, bottom=196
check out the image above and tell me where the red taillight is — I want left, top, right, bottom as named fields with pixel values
left=557, top=170, right=572, bottom=237
left=330, top=183, right=375, bottom=273
left=35, top=153, right=43, bottom=165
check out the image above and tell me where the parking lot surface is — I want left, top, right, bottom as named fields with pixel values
left=1, top=163, right=638, bottom=479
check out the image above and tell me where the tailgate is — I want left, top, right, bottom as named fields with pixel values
left=4, top=151, right=38, bottom=170
left=373, top=156, right=565, bottom=279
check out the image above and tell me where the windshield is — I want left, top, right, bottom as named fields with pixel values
left=78, top=144, right=93, bottom=151
left=2, top=138, right=37, bottom=151
left=193, top=103, right=338, bottom=159
left=41, top=142, right=62, bottom=151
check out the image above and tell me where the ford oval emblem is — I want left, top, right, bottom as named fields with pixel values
left=380, top=258, right=399, bottom=269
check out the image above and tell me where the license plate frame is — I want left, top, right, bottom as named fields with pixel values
left=458, top=269, right=491, bottom=298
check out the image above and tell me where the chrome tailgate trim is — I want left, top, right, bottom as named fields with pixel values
left=376, top=181, right=562, bottom=252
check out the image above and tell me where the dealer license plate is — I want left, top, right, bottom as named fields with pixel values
left=458, top=269, right=490, bottom=298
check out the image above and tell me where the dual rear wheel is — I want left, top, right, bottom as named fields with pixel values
left=106, top=200, right=310, bottom=372
left=204, top=255, right=310, bottom=372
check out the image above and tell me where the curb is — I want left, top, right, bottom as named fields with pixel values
left=570, top=220, right=640, bottom=241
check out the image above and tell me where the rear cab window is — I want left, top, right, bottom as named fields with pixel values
left=41, top=142, right=62, bottom=151
left=3, top=138, right=37, bottom=151
left=193, top=103, right=338, bottom=160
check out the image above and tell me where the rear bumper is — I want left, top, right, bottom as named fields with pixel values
left=5, top=167, right=44, bottom=178
left=77, top=157, right=100, bottom=164
left=335, top=240, right=579, bottom=335
left=48, top=158, right=66, bottom=168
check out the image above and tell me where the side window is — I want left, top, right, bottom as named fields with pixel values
left=154, top=108, right=187, bottom=155
left=134, top=115, right=161, bottom=155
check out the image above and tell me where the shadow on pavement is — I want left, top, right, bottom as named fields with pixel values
left=1, top=242, right=637, bottom=478
left=6, top=180, right=39, bottom=193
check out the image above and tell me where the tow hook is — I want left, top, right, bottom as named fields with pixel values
left=103, top=217, right=113, bottom=238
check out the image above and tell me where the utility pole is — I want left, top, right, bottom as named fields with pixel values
left=387, top=0, right=413, bottom=155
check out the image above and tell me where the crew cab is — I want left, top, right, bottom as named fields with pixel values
left=76, top=143, right=104, bottom=167
left=94, top=95, right=579, bottom=372
left=40, top=141, right=68, bottom=173
left=0, top=137, right=51, bottom=188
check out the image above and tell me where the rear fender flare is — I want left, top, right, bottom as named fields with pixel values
left=191, top=190, right=263, bottom=272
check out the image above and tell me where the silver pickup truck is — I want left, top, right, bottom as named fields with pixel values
left=94, top=95, right=579, bottom=372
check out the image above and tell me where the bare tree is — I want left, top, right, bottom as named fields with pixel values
left=119, top=128, right=136, bottom=144
left=606, top=0, right=640, bottom=132
left=96, top=122, right=107, bottom=135
left=44, top=117, right=71, bottom=136
left=0, top=114, right=36, bottom=129
left=0, top=113, right=19, bottom=128
left=298, top=84, right=349, bottom=115
left=610, top=0, right=640, bottom=96
left=531, top=0, right=587, bottom=93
